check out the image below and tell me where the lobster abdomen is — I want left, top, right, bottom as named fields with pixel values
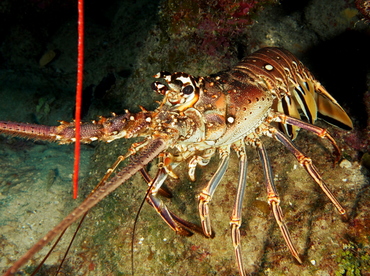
left=230, top=47, right=353, bottom=138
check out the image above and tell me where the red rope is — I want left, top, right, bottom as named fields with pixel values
left=73, top=0, right=84, bottom=199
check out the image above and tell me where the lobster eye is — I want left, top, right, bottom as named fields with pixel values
left=182, top=85, right=194, bottom=95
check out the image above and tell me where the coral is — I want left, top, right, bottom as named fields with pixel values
left=160, top=0, right=277, bottom=56
left=355, top=0, right=370, bottom=23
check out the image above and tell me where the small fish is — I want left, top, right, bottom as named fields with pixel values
left=46, top=168, right=58, bottom=190
left=39, top=50, right=56, bottom=68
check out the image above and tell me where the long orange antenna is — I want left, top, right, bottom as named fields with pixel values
left=73, top=0, right=84, bottom=199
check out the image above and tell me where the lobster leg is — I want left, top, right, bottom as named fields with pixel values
left=268, top=127, right=346, bottom=215
left=271, top=112, right=341, bottom=162
left=137, top=152, right=213, bottom=236
left=255, top=140, right=302, bottom=263
left=139, top=167, right=173, bottom=198
left=3, top=137, right=167, bottom=276
left=198, top=146, right=231, bottom=237
left=188, top=148, right=216, bottom=181
left=230, top=141, right=248, bottom=276
left=144, top=167, right=198, bottom=236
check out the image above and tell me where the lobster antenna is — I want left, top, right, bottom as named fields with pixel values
left=29, top=228, right=67, bottom=276
left=55, top=213, right=87, bottom=275
left=131, top=168, right=159, bottom=276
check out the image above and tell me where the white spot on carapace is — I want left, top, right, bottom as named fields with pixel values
left=265, top=64, right=273, bottom=71
left=130, top=116, right=135, bottom=121
left=145, top=117, right=151, bottom=122
left=227, top=116, right=235, bottom=124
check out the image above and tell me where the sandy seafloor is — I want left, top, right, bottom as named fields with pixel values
left=0, top=0, right=370, bottom=275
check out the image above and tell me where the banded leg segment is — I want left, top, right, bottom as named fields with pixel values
left=269, top=127, right=346, bottom=215
left=144, top=160, right=204, bottom=236
left=198, top=146, right=231, bottom=237
left=256, top=140, right=302, bottom=263
left=136, top=151, right=205, bottom=236
left=230, top=141, right=248, bottom=276
left=271, top=112, right=341, bottom=162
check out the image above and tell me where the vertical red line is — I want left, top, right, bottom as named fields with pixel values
left=73, top=0, right=84, bottom=199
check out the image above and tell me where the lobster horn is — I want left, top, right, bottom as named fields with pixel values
left=0, top=110, right=154, bottom=144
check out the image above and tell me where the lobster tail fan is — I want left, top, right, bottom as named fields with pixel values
left=276, top=80, right=352, bottom=139
left=315, top=86, right=353, bottom=130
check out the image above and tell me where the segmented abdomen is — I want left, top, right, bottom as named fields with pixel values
left=229, top=47, right=352, bottom=138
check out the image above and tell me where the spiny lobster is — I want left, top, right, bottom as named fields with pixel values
left=0, top=47, right=352, bottom=276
